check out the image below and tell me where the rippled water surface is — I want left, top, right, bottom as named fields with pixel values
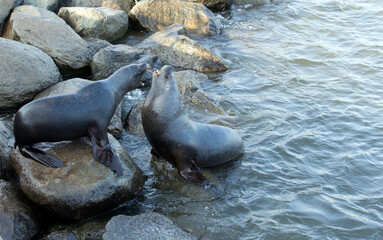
left=120, top=1, right=383, bottom=239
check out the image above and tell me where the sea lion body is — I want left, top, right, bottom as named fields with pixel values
left=142, top=65, right=244, bottom=185
left=14, top=63, right=147, bottom=175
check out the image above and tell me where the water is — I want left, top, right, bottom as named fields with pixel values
left=117, top=1, right=383, bottom=239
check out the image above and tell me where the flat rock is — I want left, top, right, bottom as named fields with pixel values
left=91, top=44, right=143, bottom=80
left=5, top=5, right=94, bottom=71
left=10, top=134, right=146, bottom=220
left=0, top=180, right=42, bottom=240
left=23, top=0, right=60, bottom=12
left=0, top=37, right=60, bottom=110
left=0, top=117, right=17, bottom=181
left=138, top=24, right=226, bottom=73
left=186, top=0, right=231, bottom=11
left=34, top=78, right=124, bottom=139
left=102, top=212, right=197, bottom=240
left=129, top=0, right=222, bottom=36
left=125, top=70, right=225, bottom=136
left=58, top=7, right=129, bottom=42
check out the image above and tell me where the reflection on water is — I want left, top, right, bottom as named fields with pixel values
left=120, top=1, right=383, bottom=239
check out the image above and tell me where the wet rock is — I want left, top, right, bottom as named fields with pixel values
left=186, top=0, right=231, bottom=11
left=138, top=24, right=227, bottom=73
left=0, top=0, right=17, bottom=25
left=0, top=117, right=17, bottom=181
left=58, top=7, right=129, bottom=42
left=60, top=0, right=136, bottom=14
left=85, top=38, right=112, bottom=54
left=34, top=78, right=124, bottom=139
left=10, top=134, right=146, bottom=220
left=40, top=230, right=77, bottom=240
left=91, top=44, right=143, bottom=80
left=4, top=5, right=94, bottom=71
left=231, top=0, right=270, bottom=5
left=0, top=37, right=60, bottom=110
left=0, top=180, right=42, bottom=240
left=23, top=0, right=60, bottom=12
left=102, top=212, right=197, bottom=240
left=125, top=70, right=225, bottom=136
left=129, top=0, right=222, bottom=36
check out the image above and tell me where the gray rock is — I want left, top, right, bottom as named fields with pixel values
left=129, top=0, right=222, bottom=36
left=138, top=24, right=227, bottom=73
left=58, top=7, right=129, bottom=42
left=125, top=70, right=225, bottom=136
left=0, top=37, right=60, bottom=110
left=186, top=0, right=231, bottom=11
left=34, top=78, right=124, bottom=139
left=91, top=44, right=143, bottom=80
left=23, top=0, right=60, bottom=12
left=102, top=212, right=197, bottom=240
left=40, top=230, right=77, bottom=240
left=60, top=0, right=136, bottom=14
left=10, top=134, right=146, bottom=220
left=0, top=0, right=16, bottom=24
left=5, top=5, right=94, bottom=71
left=0, top=180, right=42, bottom=240
left=0, top=117, right=17, bottom=181
left=86, top=37, right=112, bottom=54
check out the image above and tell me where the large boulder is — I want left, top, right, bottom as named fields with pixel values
left=0, top=117, right=17, bottom=181
left=60, top=0, right=136, bottom=14
left=129, top=0, right=222, bottom=36
left=23, top=0, right=60, bottom=12
left=91, top=44, right=143, bottom=80
left=186, top=0, right=231, bottom=11
left=4, top=5, right=94, bottom=71
left=0, top=180, right=42, bottom=240
left=58, top=7, right=129, bottom=42
left=0, top=37, right=60, bottom=110
left=137, top=24, right=227, bottom=73
left=0, top=0, right=17, bottom=24
left=10, top=134, right=146, bottom=220
left=102, top=212, right=197, bottom=240
left=125, top=70, right=225, bottom=136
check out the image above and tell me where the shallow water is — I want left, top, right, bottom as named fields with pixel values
left=117, top=1, right=383, bottom=239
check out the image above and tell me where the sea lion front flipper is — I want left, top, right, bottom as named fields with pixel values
left=19, top=145, right=66, bottom=168
left=88, top=127, right=124, bottom=176
left=175, top=156, right=208, bottom=186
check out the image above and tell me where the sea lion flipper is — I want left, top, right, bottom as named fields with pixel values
left=19, top=145, right=66, bottom=168
left=176, top=158, right=208, bottom=186
left=89, top=128, right=124, bottom=176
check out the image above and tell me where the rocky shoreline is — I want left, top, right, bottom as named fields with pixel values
left=1, top=0, right=263, bottom=239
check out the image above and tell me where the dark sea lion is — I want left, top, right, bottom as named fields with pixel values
left=13, top=63, right=147, bottom=176
left=142, top=65, right=244, bottom=187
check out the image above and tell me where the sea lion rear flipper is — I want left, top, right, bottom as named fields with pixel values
left=89, top=128, right=124, bottom=176
left=19, top=145, right=66, bottom=168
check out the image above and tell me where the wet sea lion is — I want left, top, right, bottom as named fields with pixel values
left=14, top=63, right=147, bottom=176
left=142, top=65, right=244, bottom=186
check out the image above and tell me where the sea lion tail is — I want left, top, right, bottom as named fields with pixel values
left=19, top=145, right=66, bottom=168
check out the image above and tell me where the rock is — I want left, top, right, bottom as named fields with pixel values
left=5, top=5, right=94, bottom=71
left=23, top=0, right=60, bottom=12
left=137, top=24, right=227, bottom=73
left=0, top=37, right=60, bottom=110
left=0, top=180, right=42, bottom=240
left=58, top=7, right=129, bottom=42
left=0, top=117, right=17, bottom=181
left=0, top=0, right=17, bottom=24
left=40, top=230, right=77, bottom=240
left=91, top=44, right=143, bottom=80
left=86, top=37, right=112, bottom=54
left=10, top=134, right=146, bottom=220
left=186, top=0, right=231, bottom=11
left=129, top=0, right=222, bottom=36
left=231, top=0, right=270, bottom=5
left=34, top=78, right=124, bottom=139
left=125, top=70, right=225, bottom=136
left=60, top=0, right=136, bottom=14
left=102, top=212, right=197, bottom=240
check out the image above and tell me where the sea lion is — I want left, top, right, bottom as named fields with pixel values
left=14, top=63, right=147, bottom=176
left=142, top=65, right=244, bottom=186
